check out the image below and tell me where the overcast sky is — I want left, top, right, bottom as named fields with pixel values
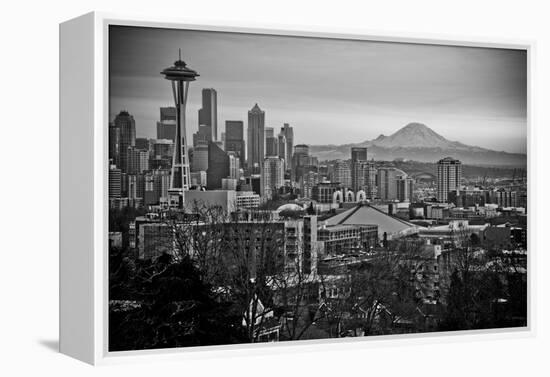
left=109, top=25, right=527, bottom=153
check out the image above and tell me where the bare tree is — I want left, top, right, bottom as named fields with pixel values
left=270, top=256, right=322, bottom=341
left=223, top=209, right=285, bottom=342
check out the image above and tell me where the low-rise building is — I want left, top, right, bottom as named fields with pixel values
left=418, top=220, right=488, bottom=247
left=184, top=189, right=237, bottom=213
left=236, top=191, right=260, bottom=209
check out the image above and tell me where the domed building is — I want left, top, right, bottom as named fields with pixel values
left=276, top=203, right=304, bottom=213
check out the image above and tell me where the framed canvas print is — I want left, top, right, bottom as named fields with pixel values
left=60, top=12, right=533, bottom=365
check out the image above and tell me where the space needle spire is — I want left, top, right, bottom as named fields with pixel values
left=160, top=50, right=200, bottom=209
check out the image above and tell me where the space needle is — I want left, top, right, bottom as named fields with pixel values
left=161, top=50, right=199, bottom=209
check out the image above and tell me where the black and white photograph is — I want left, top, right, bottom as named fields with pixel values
left=107, top=25, right=527, bottom=352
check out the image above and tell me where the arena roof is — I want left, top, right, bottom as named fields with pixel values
left=322, top=204, right=421, bottom=239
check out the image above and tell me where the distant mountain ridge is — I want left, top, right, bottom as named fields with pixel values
left=309, top=122, right=526, bottom=167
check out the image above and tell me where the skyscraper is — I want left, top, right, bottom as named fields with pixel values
left=397, top=176, right=414, bottom=202
left=144, top=168, right=171, bottom=205
left=157, top=122, right=176, bottom=143
left=262, top=156, right=284, bottom=199
left=247, top=104, right=265, bottom=170
left=363, top=162, right=378, bottom=199
left=281, top=123, right=294, bottom=171
left=191, top=141, right=209, bottom=172
left=277, top=132, right=287, bottom=169
left=126, top=147, right=149, bottom=175
left=291, top=144, right=312, bottom=182
left=207, top=142, right=229, bottom=190
left=108, top=122, right=120, bottom=168
left=160, top=51, right=199, bottom=208
left=351, top=147, right=367, bottom=164
left=113, top=111, right=136, bottom=173
left=225, top=120, right=245, bottom=166
left=378, top=167, right=406, bottom=201
left=150, top=139, right=173, bottom=170
left=109, top=164, right=122, bottom=198
left=351, top=147, right=367, bottom=192
left=135, top=138, right=149, bottom=151
left=352, top=161, right=377, bottom=199
left=333, top=160, right=351, bottom=188
left=437, top=157, right=462, bottom=202
left=192, top=124, right=212, bottom=146
left=160, top=106, right=176, bottom=121
left=265, top=127, right=278, bottom=157
left=301, top=171, right=321, bottom=199
left=198, top=88, right=218, bottom=141
left=228, top=151, right=241, bottom=180
left=156, top=107, right=177, bottom=142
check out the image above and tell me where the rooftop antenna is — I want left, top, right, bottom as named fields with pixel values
left=179, top=48, right=182, bottom=61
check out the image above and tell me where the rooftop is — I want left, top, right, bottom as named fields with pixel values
left=323, top=204, right=420, bottom=239
left=160, top=50, right=200, bottom=82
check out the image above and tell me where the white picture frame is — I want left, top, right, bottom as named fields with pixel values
left=59, top=11, right=535, bottom=365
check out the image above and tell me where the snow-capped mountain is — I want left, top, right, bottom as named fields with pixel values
left=309, top=122, right=526, bottom=166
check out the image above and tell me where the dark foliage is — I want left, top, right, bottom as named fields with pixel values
left=109, top=250, right=247, bottom=351
left=440, top=267, right=526, bottom=331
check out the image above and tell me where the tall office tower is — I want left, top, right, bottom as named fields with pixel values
left=143, top=172, right=157, bottom=206
left=351, top=161, right=377, bottom=198
left=156, top=107, right=177, bottom=142
left=291, top=144, right=311, bottom=182
left=247, top=104, right=265, bottom=170
left=293, top=144, right=309, bottom=156
left=437, top=157, right=462, bottom=202
left=150, top=139, right=173, bottom=170
left=207, top=142, right=229, bottom=190
left=351, top=147, right=367, bottom=163
left=191, top=141, right=209, bottom=172
left=377, top=167, right=405, bottom=201
left=108, top=122, right=120, bottom=168
left=397, top=176, right=414, bottom=202
left=108, top=164, right=122, bottom=198
left=113, top=111, right=136, bottom=173
left=147, top=169, right=171, bottom=204
left=262, top=156, right=284, bottom=199
left=198, top=88, right=218, bottom=141
left=151, top=139, right=174, bottom=159
left=160, top=106, right=176, bottom=121
left=277, top=132, right=287, bottom=169
left=281, top=123, right=294, bottom=171
left=351, top=147, right=367, bottom=192
left=265, top=127, right=278, bottom=157
left=333, top=159, right=352, bottom=188
left=156, top=120, right=176, bottom=143
left=225, top=120, right=246, bottom=166
left=126, top=147, right=150, bottom=174
left=135, top=138, right=150, bottom=151
left=228, top=151, right=241, bottom=180
left=363, top=162, right=378, bottom=199
left=160, top=51, right=199, bottom=208
left=127, top=174, right=145, bottom=201
left=192, top=124, right=212, bottom=146
left=301, top=171, right=321, bottom=199
left=142, top=169, right=171, bottom=206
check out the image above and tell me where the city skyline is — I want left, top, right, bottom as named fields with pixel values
left=107, top=25, right=528, bottom=351
left=110, top=26, right=527, bottom=154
